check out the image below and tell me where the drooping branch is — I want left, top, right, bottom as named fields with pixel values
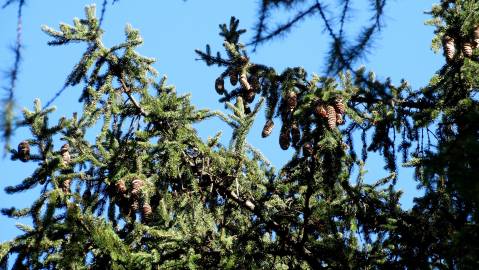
left=1, top=0, right=25, bottom=152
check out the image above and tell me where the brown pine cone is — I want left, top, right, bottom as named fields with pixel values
left=17, top=141, right=30, bottom=162
left=291, top=122, right=301, bottom=146
left=240, top=73, right=251, bottom=91
left=286, top=91, right=297, bottom=112
left=131, top=179, right=144, bottom=197
left=116, top=180, right=127, bottom=194
left=463, top=42, right=473, bottom=58
left=142, top=203, right=152, bottom=221
left=215, top=77, right=225, bottom=94
left=336, top=113, right=344, bottom=125
left=443, top=35, right=456, bottom=62
left=314, top=104, right=328, bottom=118
left=474, top=26, right=479, bottom=47
left=327, top=105, right=337, bottom=129
left=61, top=143, right=71, bottom=165
left=262, top=120, right=274, bottom=138
left=333, top=97, right=345, bottom=115
left=62, top=179, right=71, bottom=193
left=279, top=125, right=291, bottom=150
left=303, top=142, right=313, bottom=157
left=229, top=70, right=238, bottom=86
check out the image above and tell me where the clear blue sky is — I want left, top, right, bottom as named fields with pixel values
left=0, top=0, right=443, bottom=243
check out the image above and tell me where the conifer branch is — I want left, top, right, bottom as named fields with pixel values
left=1, top=0, right=25, bottom=153
left=119, top=76, right=148, bottom=117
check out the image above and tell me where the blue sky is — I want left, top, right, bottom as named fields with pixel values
left=0, top=0, right=443, bottom=243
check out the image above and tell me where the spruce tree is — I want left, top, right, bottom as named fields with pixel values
left=1, top=1, right=478, bottom=269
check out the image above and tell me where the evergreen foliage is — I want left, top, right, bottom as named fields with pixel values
left=1, top=1, right=478, bottom=269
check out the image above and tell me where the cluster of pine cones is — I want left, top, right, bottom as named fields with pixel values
left=215, top=58, right=261, bottom=114
left=314, top=97, right=346, bottom=129
left=115, top=178, right=152, bottom=221
left=443, top=26, right=479, bottom=62
left=260, top=91, right=299, bottom=150
left=215, top=72, right=261, bottom=113
left=262, top=93, right=346, bottom=151
left=17, top=141, right=72, bottom=193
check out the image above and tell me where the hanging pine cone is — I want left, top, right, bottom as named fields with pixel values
left=215, top=77, right=225, bottom=95
left=17, top=141, right=30, bottom=162
left=142, top=203, right=152, bottom=221
left=61, top=179, right=71, bottom=193
left=314, top=103, right=328, bottom=118
left=333, top=97, right=345, bottom=115
left=229, top=70, right=238, bottom=86
left=240, top=73, right=251, bottom=91
left=474, top=26, right=479, bottom=47
left=463, top=42, right=473, bottom=58
left=443, top=35, right=456, bottom=62
left=279, top=125, right=291, bottom=150
left=290, top=122, right=301, bottom=146
left=336, top=113, right=344, bottom=125
left=326, top=105, right=337, bottom=129
left=61, top=143, right=71, bottom=165
left=262, top=120, right=274, bottom=138
left=286, top=91, right=297, bottom=112
left=116, top=180, right=127, bottom=194
left=303, top=142, right=313, bottom=157
left=131, top=179, right=144, bottom=197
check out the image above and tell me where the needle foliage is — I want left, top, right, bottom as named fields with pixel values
left=1, top=1, right=478, bottom=269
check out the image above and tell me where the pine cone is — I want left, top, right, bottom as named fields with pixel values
left=327, top=105, right=337, bottom=129
left=229, top=70, right=238, bottom=86
left=333, top=97, right=345, bottom=115
left=142, top=203, right=152, bottom=221
left=474, top=26, right=479, bottom=47
left=463, top=42, right=473, bottom=58
left=314, top=104, right=328, bottom=118
left=262, top=120, right=274, bottom=138
left=116, top=180, right=127, bottom=194
left=291, top=122, right=301, bottom=146
left=131, top=179, right=144, bottom=197
left=286, top=91, right=297, bottom=112
left=279, top=125, right=291, bottom=150
left=17, top=141, right=30, bottom=162
left=215, top=77, right=225, bottom=94
left=443, top=35, right=456, bottom=62
left=62, top=179, right=71, bottom=193
left=303, top=142, right=313, bottom=157
left=61, top=143, right=71, bottom=165
left=240, top=73, right=251, bottom=91
left=336, top=113, right=344, bottom=125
